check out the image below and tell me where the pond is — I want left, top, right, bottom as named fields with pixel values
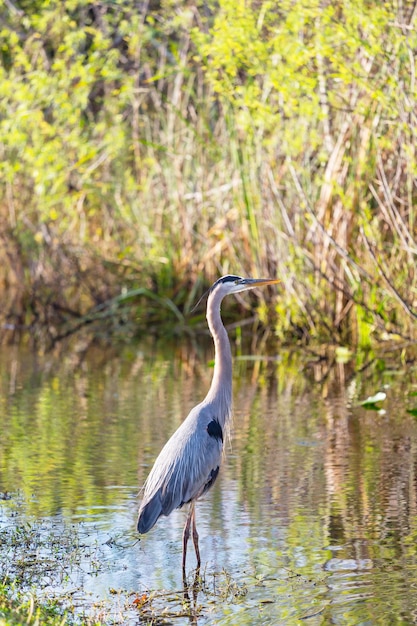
left=1, top=338, right=417, bottom=624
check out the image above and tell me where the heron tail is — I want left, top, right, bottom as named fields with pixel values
left=137, top=492, right=163, bottom=534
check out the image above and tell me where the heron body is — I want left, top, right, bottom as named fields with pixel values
left=137, top=275, right=278, bottom=575
left=137, top=403, right=225, bottom=533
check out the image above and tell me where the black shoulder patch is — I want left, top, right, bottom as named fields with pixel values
left=207, top=419, right=223, bottom=443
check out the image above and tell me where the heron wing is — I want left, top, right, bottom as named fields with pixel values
left=137, top=490, right=163, bottom=534
left=137, top=405, right=223, bottom=534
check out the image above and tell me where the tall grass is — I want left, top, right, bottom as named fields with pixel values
left=0, top=0, right=416, bottom=346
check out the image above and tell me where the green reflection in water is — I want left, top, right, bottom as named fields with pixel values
left=1, top=343, right=417, bottom=624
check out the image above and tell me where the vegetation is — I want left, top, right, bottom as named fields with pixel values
left=0, top=581, right=69, bottom=625
left=0, top=0, right=416, bottom=346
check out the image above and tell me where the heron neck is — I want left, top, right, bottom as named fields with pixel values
left=205, top=290, right=233, bottom=418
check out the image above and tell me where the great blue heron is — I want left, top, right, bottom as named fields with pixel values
left=137, top=275, right=279, bottom=575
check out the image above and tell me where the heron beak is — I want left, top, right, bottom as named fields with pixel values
left=239, top=278, right=280, bottom=290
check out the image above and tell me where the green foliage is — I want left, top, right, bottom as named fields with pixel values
left=193, top=0, right=417, bottom=343
left=194, top=1, right=396, bottom=142
left=0, top=581, right=70, bottom=625
left=0, top=1, right=132, bottom=229
left=0, top=0, right=416, bottom=345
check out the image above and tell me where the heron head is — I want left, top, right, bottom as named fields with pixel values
left=213, top=275, right=280, bottom=295
left=192, top=275, right=279, bottom=312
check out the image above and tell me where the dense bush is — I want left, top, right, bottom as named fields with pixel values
left=0, top=0, right=416, bottom=345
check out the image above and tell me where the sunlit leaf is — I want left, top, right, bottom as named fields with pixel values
left=335, top=346, right=353, bottom=363
left=360, top=392, right=386, bottom=408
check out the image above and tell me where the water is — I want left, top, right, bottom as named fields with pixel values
left=1, top=341, right=417, bottom=624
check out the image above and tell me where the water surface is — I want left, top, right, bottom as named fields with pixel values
left=1, top=340, right=417, bottom=624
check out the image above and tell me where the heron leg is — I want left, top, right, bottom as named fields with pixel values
left=182, top=503, right=194, bottom=578
left=182, top=572, right=200, bottom=626
left=191, top=505, right=201, bottom=571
